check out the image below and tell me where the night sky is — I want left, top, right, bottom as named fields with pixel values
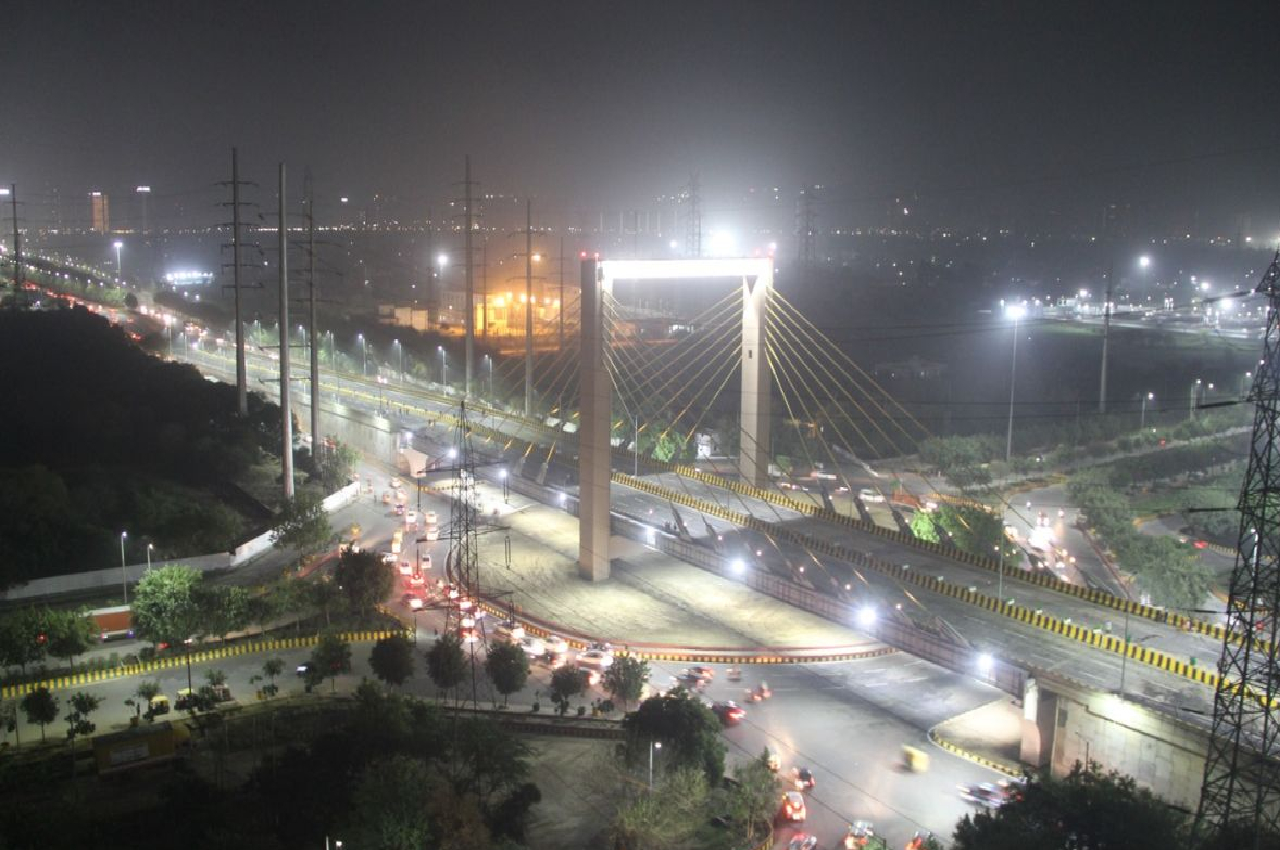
left=3, top=1, right=1278, bottom=230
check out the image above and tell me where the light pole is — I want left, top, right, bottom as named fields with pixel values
left=119, top=531, right=129, bottom=605
left=113, top=240, right=123, bottom=282
left=484, top=354, right=493, bottom=397
left=1242, top=370, right=1254, bottom=400
left=438, top=346, right=448, bottom=388
left=1140, top=391, right=1153, bottom=430
left=393, top=339, right=404, bottom=381
left=1004, top=302, right=1026, bottom=463
left=1189, top=378, right=1201, bottom=420
left=146, top=542, right=153, bottom=572
left=996, top=541, right=1004, bottom=603
left=648, top=740, right=662, bottom=790
left=358, top=333, right=367, bottom=377
left=633, top=413, right=641, bottom=477
left=500, top=468, right=509, bottom=503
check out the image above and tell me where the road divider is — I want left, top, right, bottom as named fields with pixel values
left=0, top=629, right=411, bottom=699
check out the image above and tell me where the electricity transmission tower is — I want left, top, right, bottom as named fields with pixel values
left=218, top=148, right=260, bottom=417
left=797, top=185, right=817, bottom=266
left=445, top=400, right=484, bottom=707
left=1197, top=250, right=1280, bottom=844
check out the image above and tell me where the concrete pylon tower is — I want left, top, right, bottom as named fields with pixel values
left=577, top=257, right=773, bottom=582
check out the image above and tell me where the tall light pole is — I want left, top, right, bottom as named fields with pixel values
left=1190, top=378, right=1201, bottom=420
left=358, top=333, right=367, bottom=377
left=113, top=240, right=123, bottom=282
left=500, top=468, right=509, bottom=504
left=438, top=346, right=448, bottom=387
left=1241, top=370, right=1253, bottom=400
left=146, top=542, right=153, bottom=573
left=633, top=413, right=641, bottom=477
left=1004, top=302, right=1026, bottom=463
left=648, top=740, right=662, bottom=790
left=1140, top=391, right=1153, bottom=430
left=119, top=531, right=129, bottom=605
left=393, top=339, right=403, bottom=381
left=136, top=185, right=151, bottom=237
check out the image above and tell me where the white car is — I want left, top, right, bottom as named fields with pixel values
left=380, top=552, right=396, bottom=565
left=545, top=635, right=569, bottom=655
left=397, top=560, right=413, bottom=576
left=391, top=477, right=402, bottom=490
left=578, top=649, right=614, bottom=670
left=425, top=526, right=439, bottom=541
left=405, top=510, right=418, bottom=527
left=858, top=488, right=886, bottom=503
left=424, top=511, right=438, bottom=525
left=420, top=553, right=432, bottom=570
left=519, top=636, right=546, bottom=657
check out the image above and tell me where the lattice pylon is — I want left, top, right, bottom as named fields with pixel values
left=1197, top=251, right=1280, bottom=843
left=444, top=399, right=485, bottom=707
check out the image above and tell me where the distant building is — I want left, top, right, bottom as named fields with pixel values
left=872, top=355, right=946, bottom=380
left=90, top=191, right=110, bottom=234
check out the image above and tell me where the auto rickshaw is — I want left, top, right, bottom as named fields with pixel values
left=149, top=694, right=171, bottom=716
left=902, top=745, right=929, bottom=773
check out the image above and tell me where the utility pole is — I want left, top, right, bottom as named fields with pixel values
left=524, top=199, right=534, bottom=417
left=8, top=184, right=22, bottom=308
left=1099, top=260, right=1113, bottom=413
left=218, top=148, right=253, bottom=417
left=463, top=156, right=476, bottom=397
left=278, top=163, right=294, bottom=499
left=306, top=171, right=321, bottom=460
left=558, top=235, right=566, bottom=349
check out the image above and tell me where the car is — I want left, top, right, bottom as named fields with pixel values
left=398, top=560, right=413, bottom=576
left=519, top=635, right=546, bottom=657
left=578, top=649, right=614, bottom=669
left=858, top=488, right=886, bottom=503
left=406, top=595, right=425, bottom=611
left=391, top=477, right=402, bottom=489
left=424, top=511, right=438, bottom=525
left=405, top=510, right=418, bottom=527
left=711, top=701, right=745, bottom=726
left=843, top=821, right=876, bottom=849
left=765, top=748, right=781, bottom=771
left=420, top=553, right=433, bottom=570
left=779, top=791, right=806, bottom=822
left=1194, top=539, right=1209, bottom=549
left=296, top=661, right=314, bottom=677
left=545, top=635, right=569, bottom=655
left=394, top=503, right=406, bottom=516
left=792, top=767, right=816, bottom=791
left=787, top=835, right=818, bottom=850
left=688, top=664, right=715, bottom=681
left=380, top=551, right=397, bottom=564
left=408, top=572, right=426, bottom=587
left=425, top=526, right=440, bottom=541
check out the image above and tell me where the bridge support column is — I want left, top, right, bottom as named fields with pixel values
left=740, top=272, right=772, bottom=487
left=578, top=258, right=612, bottom=581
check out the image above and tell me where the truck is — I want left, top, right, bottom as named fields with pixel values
left=88, top=605, right=134, bottom=642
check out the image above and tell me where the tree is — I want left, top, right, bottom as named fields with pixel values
left=0, top=607, right=49, bottom=675
left=425, top=632, right=466, bottom=700
left=348, top=754, right=435, bottom=850
left=485, top=640, right=529, bottom=706
left=315, top=441, right=359, bottom=492
left=131, top=565, right=204, bottom=694
left=333, top=548, right=395, bottom=620
left=258, top=658, right=284, bottom=699
left=549, top=665, right=585, bottom=716
left=952, top=762, right=1185, bottom=850
left=310, top=632, right=352, bottom=693
left=272, top=490, right=332, bottom=555
left=205, top=586, right=253, bottom=640
left=64, top=691, right=101, bottom=745
left=611, top=766, right=710, bottom=850
left=623, top=690, right=726, bottom=784
left=909, top=503, right=1010, bottom=560
left=204, top=668, right=228, bottom=688
left=0, top=700, right=18, bottom=746
left=46, top=609, right=96, bottom=669
left=370, top=635, right=415, bottom=689
left=20, top=687, right=57, bottom=742
left=308, top=578, right=343, bottom=629
left=726, top=752, right=779, bottom=846
left=603, top=655, right=649, bottom=711
left=133, top=680, right=162, bottom=720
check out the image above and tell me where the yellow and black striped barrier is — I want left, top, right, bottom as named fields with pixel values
left=0, top=629, right=410, bottom=699
left=927, top=724, right=1022, bottom=777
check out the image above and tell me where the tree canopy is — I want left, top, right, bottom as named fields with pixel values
left=623, top=689, right=726, bottom=784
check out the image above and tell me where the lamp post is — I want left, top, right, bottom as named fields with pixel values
left=146, top=542, right=153, bottom=572
left=633, top=413, right=641, bottom=477
left=1004, top=303, right=1026, bottom=464
left=484, top=354, right=493, bottom=397
left=648, top=740, right=662, bottom=790
left=358, top=333, right=367, bottom=377
left=1140, top=392, right=1153, bottom=430
left=393, top=339, right=404, bottom=381
left=438, top=346, right=448, bottom=388
left=996, top=541, right=1004, bottom=603
left=1189, top=378, right=1201, bottom=420
left=1242, top=370, right=1254, bottom=400
left=113, top=240, right=123, bottom=282
left=119, top=531, right=129, bottom=605
left=500, top=468, right=509, bottom=504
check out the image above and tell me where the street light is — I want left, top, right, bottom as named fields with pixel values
left=500, top=468, right=509, bottom=503
left=119, top=531, right=129, bottom=605
left=1242, top=371, right=1254, bottom=400
left=113, top=240, right=123, bottom=281
left=1003, top=303, right=1026, bottom=463
left=438, top=345, right=448, bottom=387
left=1189, top=378, right=1201, bottom=420
left=393, top=339, right=404, bottom=381
left=146, top=542, right=153, bottom=572
left=1140, top=391, right=1154, bottom=430
left=648, top=740, right=662, bottom=790
left=484, top=354, right=494, bottom=397
left=358, top=333, right=367, bottom=377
